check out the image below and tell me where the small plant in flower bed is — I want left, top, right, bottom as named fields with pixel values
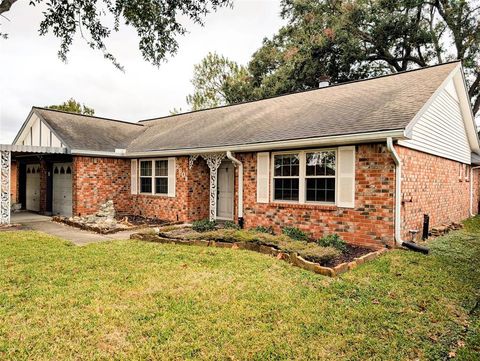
left=316, top=234, right=347, bottom=253
left=252, top=226, right=275, bottom=235
left=222, top=221, right=240, bottom=230
left=282, top=226, right=310, bottom=241
left=186, top=229, right=340, bottom=265
left=192, top=219, right=217, bottom=232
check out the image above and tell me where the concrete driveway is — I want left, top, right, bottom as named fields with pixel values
left=10, top=212, right=146, bottom=246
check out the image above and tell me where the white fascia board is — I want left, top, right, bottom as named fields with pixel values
left=125, top=129, right=407, bottom=158
left=453, top=67, right=480, bottom=154
left=404, top=63, right=460, bottom=138
left=70, top=149, right=126, bottom=157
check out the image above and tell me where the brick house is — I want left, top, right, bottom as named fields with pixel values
left=1, top=61, right=479, bottom=249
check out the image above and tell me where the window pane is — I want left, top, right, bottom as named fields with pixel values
left=155, top=178, right=168, bottom=194
left=306, top=178, right=335, bottom=203
left=274, top=178, right=299, bottom=201
left=140, top=161, right=152, bottom=177
left=274, top=154, right=299, bottom=177
left=155, top=160, right=168, bottom=177
left=140, top=177, right=152, bottom=193
left=306, top=151, right=336, bottom=176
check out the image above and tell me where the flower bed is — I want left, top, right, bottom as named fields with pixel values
left=53, top=215, right=173, bottom=234
left=131, top=227, right=387, bottom=277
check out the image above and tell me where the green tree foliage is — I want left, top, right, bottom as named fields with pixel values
left=185, top=1, right=480, bottom=115
left=186, top=52, right=255, bottom=110
left=47, top=98, right=95, bottom=115
left=0, top=0, right=231, bottom=69
left=249, top=0, right=480, bottom=114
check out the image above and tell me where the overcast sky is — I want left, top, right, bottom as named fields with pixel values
left=0, top=0, right=285, bottom=143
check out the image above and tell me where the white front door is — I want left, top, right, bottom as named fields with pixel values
left=26, top=164, right=40, bottom=212
left=217, top=161, right=234, bottom=220
left=53, top=163, right=72, bottom=217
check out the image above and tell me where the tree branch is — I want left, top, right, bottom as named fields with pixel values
left=0, top=0, right=16, bottom=15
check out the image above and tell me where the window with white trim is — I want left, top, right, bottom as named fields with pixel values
left=273, top=154, right=300, bottom=201
left=305, top=151, right=336, bottom=203
left=139, top=159, right=169, bottom=195
left=272, top=150, right=336, bottom=204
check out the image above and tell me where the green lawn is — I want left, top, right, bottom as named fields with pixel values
left=0, top=224, right=479, bottom=361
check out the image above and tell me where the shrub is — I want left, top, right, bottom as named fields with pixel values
left=282, top=226, right=309, bottom=241
left=316, top=234, right=347, bottom=253
left=223, top=221, right=240, bottom=230
left=252, top=226, right=275, bottom=235
left=192, top=219, right=217, bottom=232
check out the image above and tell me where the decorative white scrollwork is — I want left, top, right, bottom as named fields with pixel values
left=189, top=152, right=226, bottom=221
left=0, top=150, right=11, bottom=225
left=201, top=153, right=226, bottom=221
left=188, top=155, right=199, bottom=170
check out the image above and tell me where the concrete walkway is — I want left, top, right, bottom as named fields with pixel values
left=10, top=212, right=147, bottom=246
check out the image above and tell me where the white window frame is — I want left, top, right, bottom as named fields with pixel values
left=270, top=148, right=337, bottom=205
left=138, top=158, right=169, bottom=196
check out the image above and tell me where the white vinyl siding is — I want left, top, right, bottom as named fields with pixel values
left=399, top=83, right=471, bottom=164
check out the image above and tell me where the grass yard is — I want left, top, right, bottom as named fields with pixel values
left=0, top=223, right=480, bottom=360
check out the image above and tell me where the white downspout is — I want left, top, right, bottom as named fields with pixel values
left=226, top=151, right=244, bottom=224
left=386, top=137, right=404, bottom=247
left=470, top=166, right=480, bottom=216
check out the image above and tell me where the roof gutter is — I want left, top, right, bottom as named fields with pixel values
left=127, top=129, right=406, bottom=158
left=386, top=137, right=429, bottom=254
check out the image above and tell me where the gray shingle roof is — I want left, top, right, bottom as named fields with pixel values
left=34, top=108, right=145, bottom=152
left=127, top=62, right=458, bottom=153
left=32, top=62, right=459, bottom=154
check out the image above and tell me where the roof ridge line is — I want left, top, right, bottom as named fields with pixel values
left=33, top=106, right=144, bottom=127
left=137, top=60, right=461, bottom=123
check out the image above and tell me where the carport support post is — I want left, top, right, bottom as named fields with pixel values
left=0, top=150, right=11, bottom=224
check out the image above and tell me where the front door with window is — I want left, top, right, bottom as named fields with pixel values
left=217, top=161, right=234, bottom=220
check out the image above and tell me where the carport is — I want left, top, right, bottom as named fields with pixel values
left=0, top=144, right=70, bottom=224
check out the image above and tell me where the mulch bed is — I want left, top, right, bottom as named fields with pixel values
left=131, top=230, right=388, bottom=277
left=116, top=215, right=171, bottom=227
left=323, top=245, right=375, bottom=268
left=53, top=215, right=174, bottom=234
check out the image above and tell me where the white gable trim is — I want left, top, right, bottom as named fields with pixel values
left=12, top=108, right=69, bottom=149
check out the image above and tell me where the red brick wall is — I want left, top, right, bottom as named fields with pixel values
left=131, top=157, right=210, bottom=222
left=72, top=157, right=131, bottom=216
left=398, top=146, right=475, bottom=239
left=472, top=168, right=480, bottom=216
left=72, top=156, right=210, bottom=222
left=235, top=144, right=396, bottom=249
left=39, top=160, right=48, bottom=213
left=10, top=161, right=18, bottom=203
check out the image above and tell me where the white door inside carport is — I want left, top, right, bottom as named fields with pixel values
left=53, top=163, right=72, bottom=217
left=26, top=164, right=41, bottom=212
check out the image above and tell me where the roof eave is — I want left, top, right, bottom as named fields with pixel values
left=124, top=129, right=407, bottom=158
